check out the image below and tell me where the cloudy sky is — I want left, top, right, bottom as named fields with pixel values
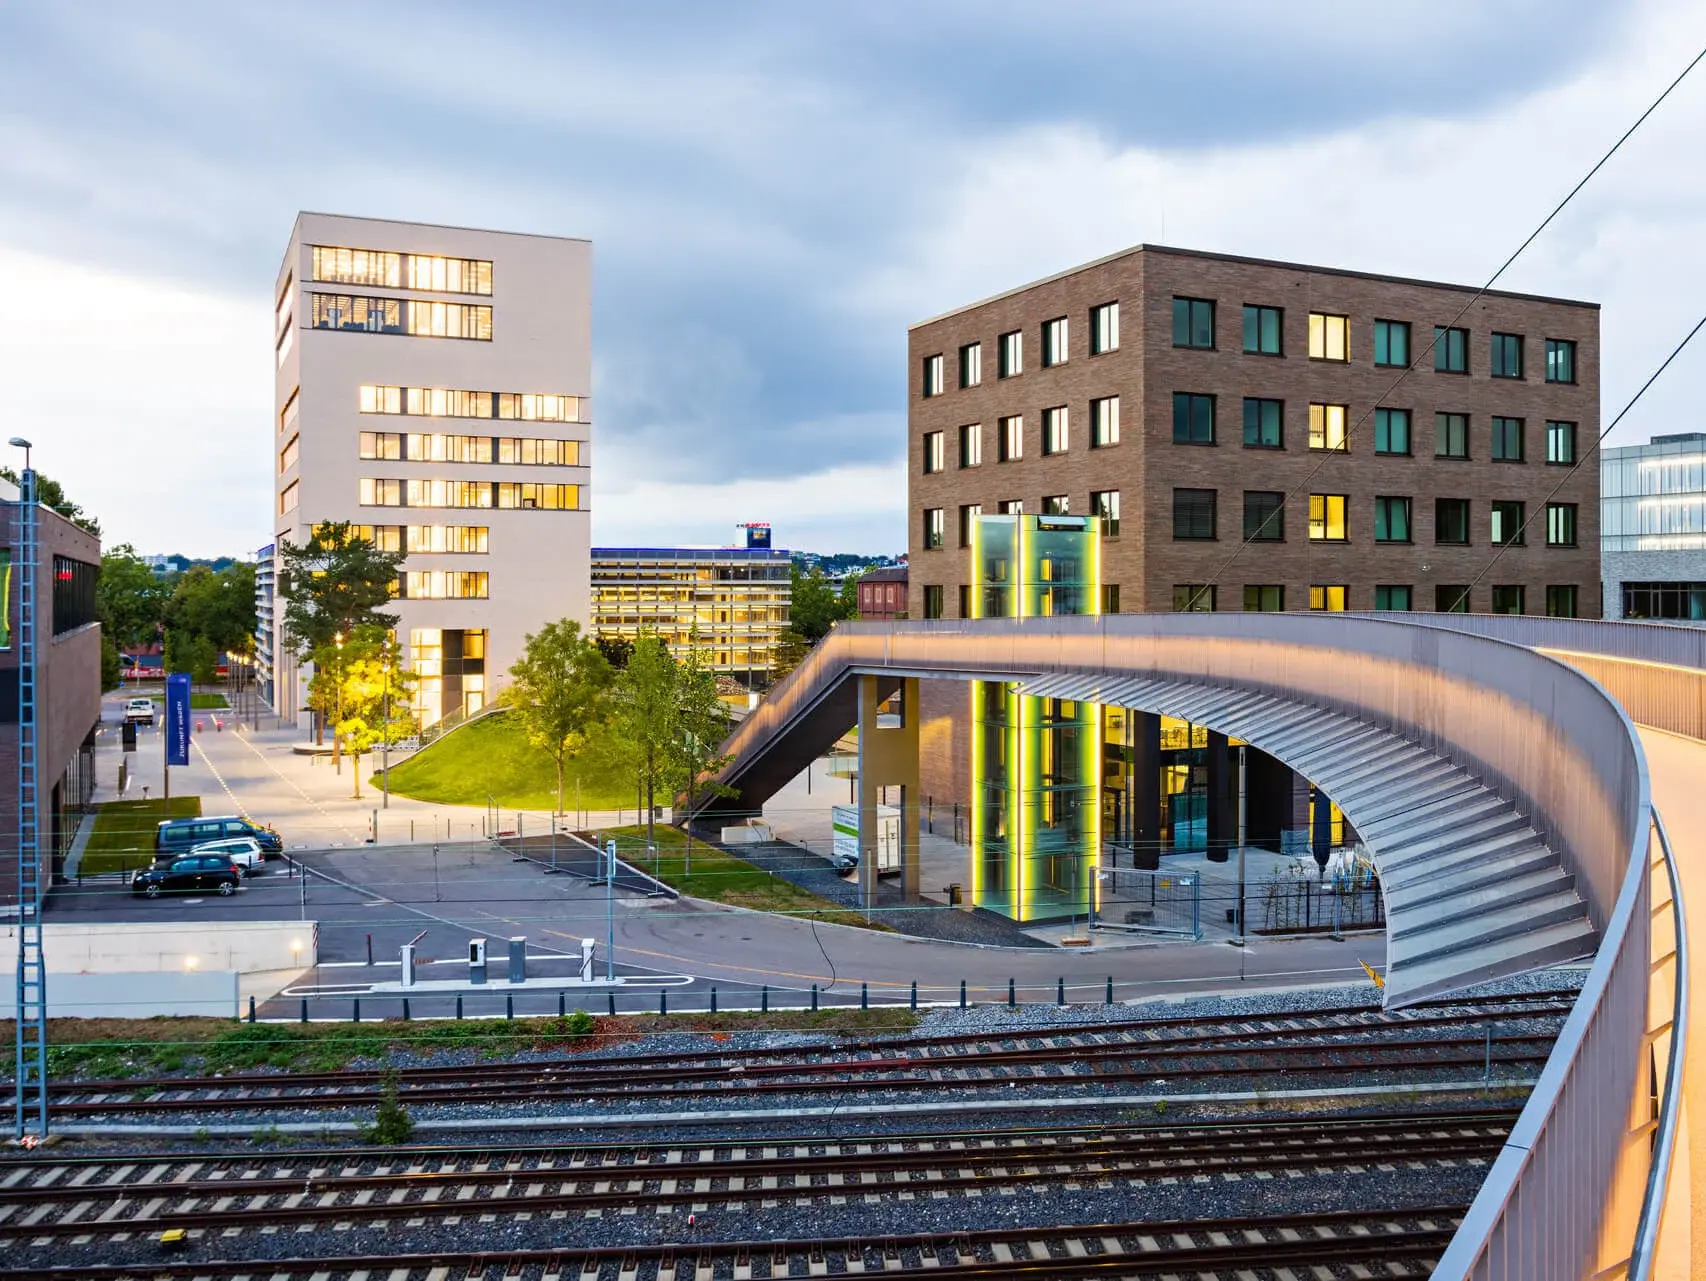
left=1, top=1, right=1703, bottom=557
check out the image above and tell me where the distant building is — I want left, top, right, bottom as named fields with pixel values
left=591, top=545, right=791, bottom=688
left=857, top=564, right=909, bottom=619
left=254, top=543, right=277, bottom=706
left=271, top=212, right=592, bottom=727
left=143, top=553, right=190, bottom=577
left=1, top=473, right=102, bottom=903
left=1602, top=433, right=1706, bottom=621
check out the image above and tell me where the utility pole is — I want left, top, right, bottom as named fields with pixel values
left=10, top=437, right=48, bottom=1140
left=380, top=637, right=391, bottom=810
left=1236, top=744, right=1248, bottom=944
left=603, top=839, right=617, bottom=981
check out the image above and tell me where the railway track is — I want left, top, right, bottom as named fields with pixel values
left=0, top=1111, right=1515, bottom=1244
left=3, top=1205, right=1469, bottom=1279
left=30, top=988, right=1573, bottom=1117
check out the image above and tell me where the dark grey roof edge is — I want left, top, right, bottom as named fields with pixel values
left=908, top=243, right=1599, bottom=331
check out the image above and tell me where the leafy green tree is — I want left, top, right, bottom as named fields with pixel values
left=769, top=629, right=811, bottom=683
left=97, top=544, right=169, bottom=652
left=788, top=563, right=857, bottom=642
left=165, top=632, right=219, bottom=686
left=509, top=619, right=613, bottom=815
left=594, top=635, right=634, bottom=670
left=0, top=467, right=99, bottom=536
left=164, top=564, right=258, bottom=660
left=279, top=523, right=404, bottom=741
left=308, top=625, right=415, bottom=794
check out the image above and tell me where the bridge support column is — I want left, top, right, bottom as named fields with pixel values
left=1206, top=730, right=1232, bottom=863
left=857, top=675, right=921, bottom=910
left=1131, top=712, right=1161, bottom=870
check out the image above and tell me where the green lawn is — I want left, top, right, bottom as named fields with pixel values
left=80, top=796, right=202, bottom=875
left=603, top=824, right=890, bottom=931
left=380, top=711, right=634, bottom=811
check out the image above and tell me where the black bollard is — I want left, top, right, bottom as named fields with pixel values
left=506, top=994, right=514, bottom=1020
left=1057, top=976, right=1065, bottom=1006
left=402, top=997, right=411, bottom=1022
left=762, top=985, right=769, bottom=1013
left=910, top=980, right=918, bottom=1011
left=1007, top=978, right=1016, bottom=1009
left=960, top=979, right=967, bottom=1009
left=1105, top=976, right=1114, bottom=1006
left=248, top=995, right=257, bottom=1024
left=353, top=998, right=361, bottom=1023
left=299, top=997, right=308, bottom=1024
left=608, top=991, right=616, bottom=1016
left=660, top=989, right=668, bottom=1016
left=861, top=982, right=868, bottom=1010
left=456, top=995, right=464, bottom=1020
left=711, top=987, right=718, bottom=1014
left=811, top=984, right=819, bottom=1012
left=559, top=992, right=567, bottom=1018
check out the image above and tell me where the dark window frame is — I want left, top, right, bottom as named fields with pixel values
left=1491, top=332, right=1525, bottom=380
left=1242, top=397, right=1283, bottom=449
left=1374, top=319, right=1411, bottom=368
left=1243, top=491, right=1285, bottom=542
left=1546, top=338, right=1578, bottom=385
left=1435, top=498, right=1472, bottom=546
left=1434, top=325, right=1470, bottom=374
left=1436, top=411, right=1470, bottom=459
left=1172, top=296, right=1216, bottom=350
left=1242, top=585, right=1285, bottom=612
left=1374, top=407, right=1412, bottom=456
left=1172, top=488, right=1218, bottom=540
left=1374, top=496, right=1413, bottom=544
left=1491, top=416, right=1525, bottom=462
left=1546, top=420, right=1578, bottom=465
left=1173, top=392, right=1216, bottom=445
left=1491, top=499, right=1526, bottom=547
left=1241, top=304, right=1283, bottom=356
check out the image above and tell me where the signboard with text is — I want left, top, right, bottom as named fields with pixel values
left=165, top=672, right=191, bottom=767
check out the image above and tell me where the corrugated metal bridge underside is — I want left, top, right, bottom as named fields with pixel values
left=1015, top=673, right=1595, bottom=1006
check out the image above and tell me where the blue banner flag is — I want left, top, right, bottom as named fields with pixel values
left=165, top=672, right=192, bottom=767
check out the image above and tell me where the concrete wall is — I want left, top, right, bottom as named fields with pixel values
left=0, top=919, right=318, bottom=974
left=0, top=970, right=239, bottom=1019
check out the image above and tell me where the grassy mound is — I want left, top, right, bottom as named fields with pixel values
left=379, top=711, right=634, bottom=811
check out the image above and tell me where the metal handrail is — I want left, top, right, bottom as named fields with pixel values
left=1629, top=807, right=1689, bottom=1279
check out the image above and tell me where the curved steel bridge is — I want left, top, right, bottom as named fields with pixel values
left=695, top=612, right=1697, bottom=1280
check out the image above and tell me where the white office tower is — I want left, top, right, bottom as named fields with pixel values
left=271, top=213, right=592, bottom=729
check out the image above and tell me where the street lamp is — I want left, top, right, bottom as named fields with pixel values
left=380, top=636, right=391, bottom=810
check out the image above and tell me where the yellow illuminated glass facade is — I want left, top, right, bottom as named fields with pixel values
left=969, top=514, right=1100, bottom=921
left=407, top=627, right=488, bottom=725
left=591, top=548, right=791, bottom=685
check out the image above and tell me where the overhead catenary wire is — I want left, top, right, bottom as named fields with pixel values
left=1187, top=41, right=1706, bottom=607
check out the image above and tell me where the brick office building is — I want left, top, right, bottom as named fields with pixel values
left=906, top=244, right=1599, bottom=813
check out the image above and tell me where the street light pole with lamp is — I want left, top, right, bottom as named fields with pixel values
left=380, top=635, right=391, bottom=809
left=332, top=630, right=344, bottom=776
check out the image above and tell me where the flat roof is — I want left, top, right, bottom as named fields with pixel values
left=295, top=210, right=591, bottom=245
left=909, top=243, right=1598, bottom=330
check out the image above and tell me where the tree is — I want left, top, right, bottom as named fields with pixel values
left=97, top=544, right=169, bottom=651
left=0, top=467, right=99, bottom=537
left=769, top=628, right=811, bottom=684
left=165, top=632, right=218, bottom=686
left=608, top=631, right=732, bottom=849
left=509, top=619, right=613, bottom=815
left=279, top=523, right=404, bottom=741
left=594, top=635, right=634, bottom=670
left=164, top=564, right=258, bottom=660
left=307, top=625, right=415, bottom=796
left=788, top=563, right=857, bottom=642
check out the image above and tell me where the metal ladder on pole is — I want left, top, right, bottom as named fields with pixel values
left=14, top=471, right=48, bottom=1140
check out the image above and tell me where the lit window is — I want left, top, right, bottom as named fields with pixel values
left=279, top=386, right=299, bottom=436
left=1545, top=339, right=1577, bottom=384
left=1242, top=304, right=1282, bottom=355
left=1374, top=496, right=1412, bottom=543
left=1091, top=302, right=1119, bottom=354
left=1492, top=416, right=1524, bottom=461
left=1173, top=297, right=1215, bottom=349
left=923, top=431, right=945, bottom=474
left=1042, top=316, right=1069, bottom=366
left=1374, top=408, right=1411, bottom=456
left=960, top=423, right=982, bottom=467
left=1546, top=420, right=1577, bottom=464
left=999, top=415, right=1024, bottom=462
left=495, top=483, right=579, bottom=510
left=1091, top=490, right=1120, bottom=537
left=1243, top=491, right=1284, bottom=541
left=1173, top=393, right=1215, bottom=444
left=1308, top=403, right=1348, bottom=452
left=1546, top=502, right=1577, bottom=547
left=923, top=508, right=944, bottom=549
left=310, top=245, right=401, bottom=288
left=1308, top=494, right=1347, bottom=541
left=359, top=431, right=403, bottom=461
left=922, top=353, right=944, bottom=398
left=1042, top=406, right=1069, bottom=455
left=998, top=330, right=1023, bottom=377
left=406, top=254, right=493, bottom=295
left=1309, top=585, right=1348, bottom=611
left=1374, top=320, right=1410, bottom=367
left=1492, top=500, right=1526, bottom=546
left=1091, top=397, right=1119, bottom=447
left=959, top=342, right=981, bottom=388
left=1308, top=312, right=1348, bottom=361
left=1491, top=332, right=1524, bottom=379
left=1434, top=325, right=1469, bottom=373
left=400, top=570, right=490, bottom=599
left=359, top=478, right=403, bottom=507
left=279, top=434, right=299, bottom=474
left=309, top=293, right=491, bottom=340
left=495, top=438, right=580, bottom=466
left=1375, top=586, right=1412, bottom=611
left=1436, top=412, right=1470, bottom=459
left=279, top=479, right=299, bottom=515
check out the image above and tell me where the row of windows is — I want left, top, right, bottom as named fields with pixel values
left=310, top=245, right=494, bottom=296
left=350, top=525, right=490, bottom=554
left=358, top=431, right=581, bottom=466
left=1170, top=395, right=1579, bottom=461
left=922, top=492, right=1123, bottom=548
left=359, top=385, right=581, bottom=423
left=358, top=479, right=583, bottom=510
left=396, top=570, right=489, bottom=599
left=308, top=293, right=493, bottom=341
left=921, top=302, right=1122, bottom=395
left=920, top=298, right=1580, bottom=399
left=1171, top=298, right=1579, bottom=381
left=1167, top=489, right=1578, bottom=546
left=925, top=400, right=1122, bottom=470
left=916, top=581, right=1581, bottom=619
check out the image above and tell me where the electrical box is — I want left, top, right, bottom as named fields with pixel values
left=580, top=937, right=595, bottom=982
left=468, top=937, right=488, bottom=985
left=507, top=936, right=526, bottom=984
left=399, top=943, right=417, bottom=988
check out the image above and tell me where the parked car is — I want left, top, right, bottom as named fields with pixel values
left=188, top=837, right=265, bottom=876
left=123, top=697, right=155, bottom=726
left=156, top=815, right=284, bottom=857
left=131, top=854, right=242, bottom=897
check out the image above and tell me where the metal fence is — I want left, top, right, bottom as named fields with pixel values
left=1097, top=867, right=1201, bottom=938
